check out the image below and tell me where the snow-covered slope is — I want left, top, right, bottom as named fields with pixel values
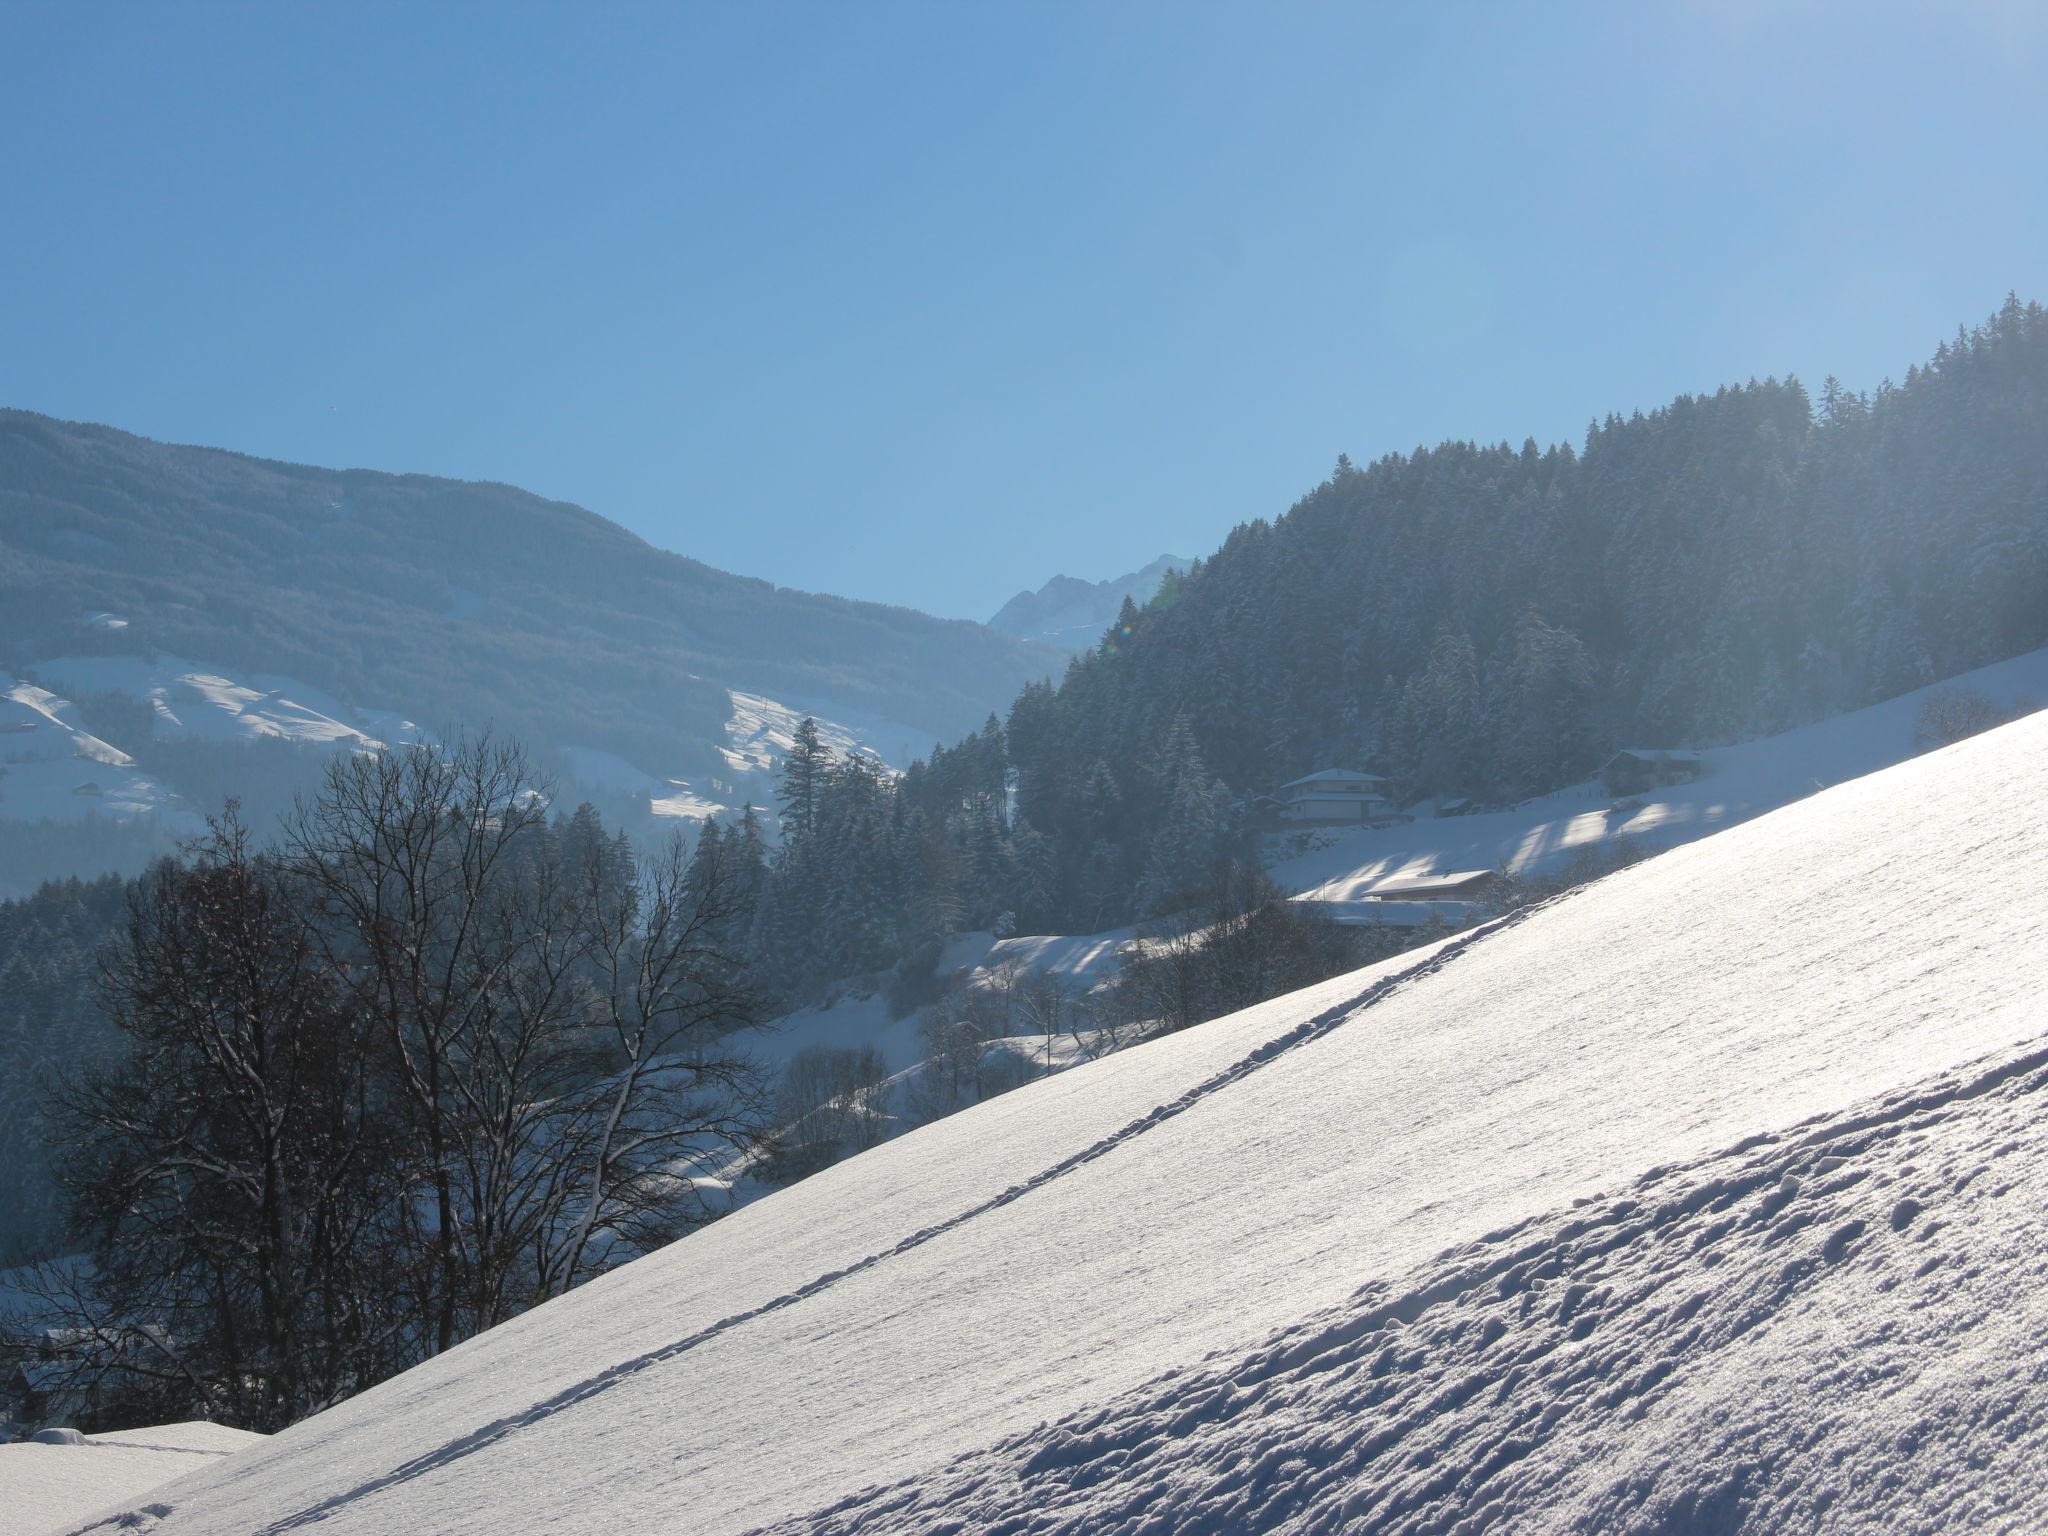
left=0, top=654, right=424, bottom=835
left=1271, top=642, right=2048, bottom=909
left=2, top=653, right=923, bottom=842
left=563, top=690, right=926, bottom=826
left=29, top=655, right=421, bottom=752
left=1, top=408, right=1056, bottom=783
left=54, top=713, right=2048, bottom=1535
left=0, top=1422, right=262, bottom=1536
left=0, top=681, right=181, bottom=826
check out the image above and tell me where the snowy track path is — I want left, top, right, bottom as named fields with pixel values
left=785, top=1033, right=2048, bottom=1534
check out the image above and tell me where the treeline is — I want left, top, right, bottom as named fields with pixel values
left=0, top=875, right=129, bottom=1261
left=8, top=737, right=763, bottom=1432
left=708, top=712, right=1239, bottom=1003
left=0, top=815, right=179, bottom=901
left=735, top=716, right=1014, bottom=994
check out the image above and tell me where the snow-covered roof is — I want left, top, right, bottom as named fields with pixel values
left=1277, top=768, right=1388, bottom=791
left=1297, top=897, right=1477, bottom=927
left=1604, top=747, right=1704, bottom=764
left=1367, top=869, right=1496, bottom=897
left=15, top=1357, right=76, bottom=1393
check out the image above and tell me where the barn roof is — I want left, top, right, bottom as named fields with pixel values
left=1277, top=768, right=1389, bottom=791
left=1605, top=748, right=1704, bottom=765
left=1368, top=869, right=1497, bottom=897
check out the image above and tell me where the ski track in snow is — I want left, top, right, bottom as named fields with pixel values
left=776, top=1039, right=2048, bottom=1534
left=191, top=911, right=1537, bottom=1536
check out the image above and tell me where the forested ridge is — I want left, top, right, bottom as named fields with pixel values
left=730, top=300, right=2048, bottom=974
left=1001, top=298, right=2048, bottom=928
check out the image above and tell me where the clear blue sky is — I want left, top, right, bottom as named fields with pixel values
left=3, top=3, right=2044, bottom=620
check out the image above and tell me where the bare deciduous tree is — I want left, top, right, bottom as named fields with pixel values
left=38, top=812, right=403, bottom=1430
left=25, top=734, right=767, bottom=1432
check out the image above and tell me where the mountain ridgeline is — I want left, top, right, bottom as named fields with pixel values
left=987, top=555, right=1192, bottom=651
left=0, top=412, right=1059, bottom=778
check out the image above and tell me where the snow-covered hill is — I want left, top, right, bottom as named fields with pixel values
left=0, top=653, right=417, bottom=837
left=29, top=655, right=423, bottom=753
left=0, top=408, right=1056, bottom=868
left=47, top=707, right=2048, bottom=1534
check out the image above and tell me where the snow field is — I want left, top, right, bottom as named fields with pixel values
left=60, top=709, right=2048, bottom=1535
left=0, top=681, right=176, bottom=825
left=0, top=1424, right=262, bottom=1536
left=798, top=1035, right=2048, bottom=1533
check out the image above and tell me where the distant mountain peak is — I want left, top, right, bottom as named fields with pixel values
left=988, top=554, right=1193, bottom=651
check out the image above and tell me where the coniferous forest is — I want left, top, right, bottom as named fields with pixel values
left=773, top=298, right=2048, bottom=949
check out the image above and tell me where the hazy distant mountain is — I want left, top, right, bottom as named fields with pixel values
left=988, top=554, right=1193, bottom=650
left=0, top=411, right=1062, bottom=882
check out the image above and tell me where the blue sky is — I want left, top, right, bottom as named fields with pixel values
left=3, top=2, right=2044, bottom=619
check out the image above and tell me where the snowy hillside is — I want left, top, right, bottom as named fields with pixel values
left=51, top=710, right=2048, bottom=1534
left=559, top=688, right=929, bottom=825
left=1, top=655, right=920, bottom=841
left=0, top=680, right=181, bottom=827
left=1270, top=642, right=2048, bottom=914
left=30, top=655, right=421, bottom=752
left=0, top=653, right=417, bottom=838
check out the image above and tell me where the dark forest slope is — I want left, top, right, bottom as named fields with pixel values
left=1003, top=298, right=2048, bottom=927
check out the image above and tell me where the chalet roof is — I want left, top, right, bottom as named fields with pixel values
left=1277, top=768, right=1389, bottom=792
left=15, top=1358, right=77, bottom=1393
left=1367, top=869, right=1496, bottom=897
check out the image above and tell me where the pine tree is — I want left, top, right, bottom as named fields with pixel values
left=777, top=717, right=832, bottom=851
